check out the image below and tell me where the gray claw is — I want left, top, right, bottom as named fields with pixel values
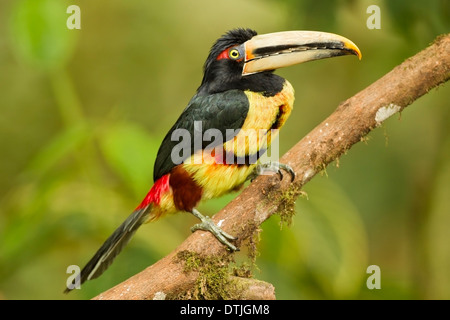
left=277, top=163, right=296, bottom=181
left=250, top=161, right=296, bottom=182
left=278, top=170, right=283, bottom=181
left=190, top=209, right=239, bottom=251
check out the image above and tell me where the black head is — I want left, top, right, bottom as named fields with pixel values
left=197, top=28, right=284, bottom=97
left=196, top=28, right=362, bottom=97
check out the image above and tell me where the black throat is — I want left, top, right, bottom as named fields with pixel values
left=197, top=69, right=285, bottom=97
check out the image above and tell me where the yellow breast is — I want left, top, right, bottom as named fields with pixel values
left=184, top=80, right=295, bottom=200
left=224, top=80, right=294, bottom=158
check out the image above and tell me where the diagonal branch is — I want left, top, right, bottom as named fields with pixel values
left=93, top=34, right=450, bottom=300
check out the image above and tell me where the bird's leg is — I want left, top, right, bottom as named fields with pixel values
left=248, top=161, right=296, bottom=182
left=190, top=208, right=239, bottom=251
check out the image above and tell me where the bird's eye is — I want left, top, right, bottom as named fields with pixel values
left=229, top=48, right=241, bottom=60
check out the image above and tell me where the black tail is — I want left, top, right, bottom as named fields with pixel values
left=64, top=205, right=151, bottom=293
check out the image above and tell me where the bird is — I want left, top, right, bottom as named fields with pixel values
left=64, top=28, right=361, bottom=293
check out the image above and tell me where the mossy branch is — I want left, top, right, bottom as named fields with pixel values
left=93, top=34, right=450, bottom=300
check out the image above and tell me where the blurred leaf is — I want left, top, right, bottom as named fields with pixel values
left=293, top=177, right=369, bottom=298
left=425, top=136, right=450, bottom=299
left=0, top=211, right=58, bottom=280
left=99, top=122, right=160, bottom=196
left=23, top=122, right=90, bottom=179
left=9, top=0, right=77, bottom=70
left=272, top=0, right=355, bottom=30
left=294, top=0, right=338, bottom=29
left=384, top=0, right=450, bottom=43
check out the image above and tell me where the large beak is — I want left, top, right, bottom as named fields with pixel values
left=242, top=31, right=361, bottom=76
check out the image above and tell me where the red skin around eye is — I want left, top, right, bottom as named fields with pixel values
left=216, top=48, right=230, bottom=60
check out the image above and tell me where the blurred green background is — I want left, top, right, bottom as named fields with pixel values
left=0, top=0, right=449, bottom=300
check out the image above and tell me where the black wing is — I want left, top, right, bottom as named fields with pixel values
left=153, top=90, right=249, bottom=181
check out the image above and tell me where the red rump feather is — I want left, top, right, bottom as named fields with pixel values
left=136, top=174, right=170, bottom=210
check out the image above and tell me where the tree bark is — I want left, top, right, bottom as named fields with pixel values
left=94, top=34, right=450, bottom=300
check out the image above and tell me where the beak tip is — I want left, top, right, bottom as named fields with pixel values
left=345, top=41, right=362, bottom=60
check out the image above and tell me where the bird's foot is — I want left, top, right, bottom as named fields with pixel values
left=249, top=161, right=296, bottom=182
left=190, top=209, right=239, bottom=251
